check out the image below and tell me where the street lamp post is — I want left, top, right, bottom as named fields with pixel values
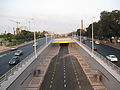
left=80, top=29, right=81, bottom=45
left=51, top=33, right=53, bottom=41
left=34, top=31, right=37, bottom=58
left=92, top=17, right=95, bottom=57
left=32, top=18, right=37, bottom=58
left=45, top=33, right=48, bottom=46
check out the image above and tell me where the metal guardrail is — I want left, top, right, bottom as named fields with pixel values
left=80, top=41, right=120, bottom=75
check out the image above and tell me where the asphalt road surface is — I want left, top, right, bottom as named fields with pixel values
left=85, top=40, right=120, bottom=67
left=40, top=43, right=93, bottom=90
left=0, top=37, right=51, bottom=76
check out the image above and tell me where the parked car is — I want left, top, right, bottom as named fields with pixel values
left=15, top=50, right=23, bottom=56
left=9, top=56, right=20, bottom=65
left=11, top=47, right=18, bottom=51
left=106, top=55, right=118, bottom=62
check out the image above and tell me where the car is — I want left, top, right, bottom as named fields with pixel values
left=14, top=50, right=23, bottom=56
left=106, top=55, right=118, bottom=62
left=11, top=47, right=18, bottom=51
left=95, top=40, right=100, bottom=45
left=9, top=56, right=20, bottom=65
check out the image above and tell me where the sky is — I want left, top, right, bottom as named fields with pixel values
left=0, top=0, right=120, bottom=34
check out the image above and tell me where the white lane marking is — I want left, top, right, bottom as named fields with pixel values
left=50, top=84, right=52, bottom=88
left=51, top=81, right=53, bottom=83
left=64, top=76, right=66, bottom=79
left=0, top=54, right=6, bottom=58
left=64, top=84, right=67, bottom=87
left=64, top=80, right=66, bottom=83
left=52, top=74, right=54, bottom=77
left=78, top=81, right=80, bottom=85
left=64, top=70, right=65, bottom=72
left=64, top=72, right=66, bottom=75
left=79, top=85, right=81, bottom=88
left=51, top=77, right=54, bottom=80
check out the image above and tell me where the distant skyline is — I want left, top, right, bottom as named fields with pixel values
left=0, top=0, right=120, bottom=34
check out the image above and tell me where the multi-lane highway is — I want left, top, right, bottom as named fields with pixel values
left=84, top=40, right=120, bottom=67
left=0, top=37, right=51, bottom=76
left=40, top=43, right=93, bottom=90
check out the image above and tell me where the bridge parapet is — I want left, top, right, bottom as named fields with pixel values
left=52, top=38, right=75, bottom=43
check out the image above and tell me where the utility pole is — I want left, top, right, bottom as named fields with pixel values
left=92, top=17, right=95, bottom=57
left=45, top=33, right=48, bottom=46
left=28, top=21, right=31, bottom=30
left=80, top=20, right=83, bottom=45
left=32, top=18, right=37, bottom=58
left=34, top=31, right=37, bottom=58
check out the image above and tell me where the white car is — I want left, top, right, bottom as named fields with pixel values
left=95, top=40, right=100, bottom=45
left=15, top=50, right=23, bottom=56
left=106, top=55, right=118, bottom=62
left=11, top=47, right=18, bottom=51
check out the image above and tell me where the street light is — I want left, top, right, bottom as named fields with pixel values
left=45, top=33, right=48, bottom=46
left=34, top=31, right=37, bottom=58
left=92, top=17, right=95, bottom=57
left=32, top=18, right=37, bottom=58
left=80, top=20, right=83, bottom=45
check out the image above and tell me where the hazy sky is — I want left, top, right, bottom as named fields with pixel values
left=0, top=0, right=120, bottom=34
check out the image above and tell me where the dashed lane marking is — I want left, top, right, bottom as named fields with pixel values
left=64, top=76, right=66, bottom=79
left=75, top=72, right=77, bottom=75
left=52, top=74, right=54, bottom=77
left=0, top=54, right=6, bottom=58
left=64, top=80, right=66, bottom=83
left=51, top=77, right=54, bottom=80
left=64, top=72, right=66, bottom=75
left=64, top=84, right=67, bottom=87
left=77, top=81, right=80, bottom=85
left=78, top=85, right=81, bottom=88
left=76, top=78, right=79, bottom=81
left=51, top=81, right=53, bottom=84
left=50, top=84, right=52, bottom=88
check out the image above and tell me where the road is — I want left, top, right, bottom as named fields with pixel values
left=40, top=43, right=93, bottom=90
left=0, top=37, right=51, bottom=76
left=85, top=40, right=120, bottom=67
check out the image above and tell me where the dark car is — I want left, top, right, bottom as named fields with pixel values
left=9, top=56, right=20, bottom=65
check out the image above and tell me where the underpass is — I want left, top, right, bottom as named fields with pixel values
left=40, top=43, right=92, bottom=90
left=1, top=38, right=120, bottom=90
